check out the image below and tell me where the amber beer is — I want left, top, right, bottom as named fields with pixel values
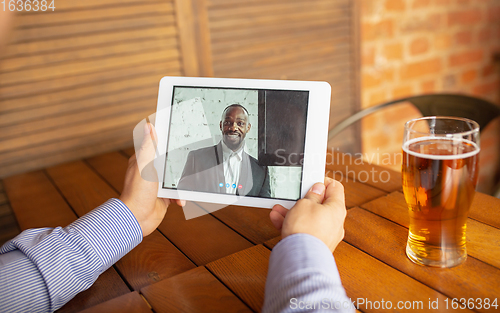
left=402, top=137, right=479, bottom=267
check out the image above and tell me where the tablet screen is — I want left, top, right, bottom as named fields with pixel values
left=161, top=86, right=309, bottom=201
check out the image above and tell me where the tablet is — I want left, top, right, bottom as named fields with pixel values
left=154, top=76, right=331, bottom=210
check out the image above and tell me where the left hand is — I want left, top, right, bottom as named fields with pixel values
left=120, top=123, right=184, bottom=237
left=269, top=177, right=346, bottom=253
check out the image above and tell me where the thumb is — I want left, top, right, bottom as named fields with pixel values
left=302, top=182, right=326, bottom=203
left=136, top=123, right=158, bottom=181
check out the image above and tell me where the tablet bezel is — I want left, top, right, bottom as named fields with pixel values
left=154, top=76, right=331, bottom=210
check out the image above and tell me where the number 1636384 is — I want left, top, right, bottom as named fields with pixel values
left=2, top=0, right=55, bottom=12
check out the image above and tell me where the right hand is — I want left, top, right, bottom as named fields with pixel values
left=269, top=177, right=347, bottom=253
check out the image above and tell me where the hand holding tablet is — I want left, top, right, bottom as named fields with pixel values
left=153, top=76, right=331, bottom=210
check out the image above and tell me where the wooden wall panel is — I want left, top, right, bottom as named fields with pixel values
left=0, top=0, right=183, bottom=178
left=202, top=0, right=360, bottom=153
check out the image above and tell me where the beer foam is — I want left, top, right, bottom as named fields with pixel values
left=403, top=136, right=480, bottom=160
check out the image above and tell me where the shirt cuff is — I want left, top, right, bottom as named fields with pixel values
left=0, top=198, right=143, bottom=311
left=69, top=198, right=143, bottom=270
left=266, top=233, right=342, bottom=291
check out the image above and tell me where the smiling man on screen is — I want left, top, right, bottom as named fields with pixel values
left=177, top=104, right=271, bottom=197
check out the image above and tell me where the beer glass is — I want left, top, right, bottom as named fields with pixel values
left=402, top=116, right=480, bottom=268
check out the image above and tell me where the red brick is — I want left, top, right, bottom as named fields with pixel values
left=448, top=9, right=483, bottom=26
left=410, top=37, right=430, bottom=55
left=361, top=0, right=376, bottom=17
left=421, top=80, right=436, bottom=93
left=362, top=68, right=395, bottom=89
left=461, top=69, right=477, bottom=83
left=362, top=20, right=394, bottom=41
left=368, top=90, right=388, bottom=106
left=392, top=85, right=414, bottom=99
left=362, top=46, right=376, bottom=66
left=382, top=103, right=422, bottom=126
left=400, top=58, right=442, bottom=79
left=478, top=28, right=491, bottom=43
left=412, top=0, right=431, bottom=9
left=385, top=0, right=405, bottom=11
left=455, top=30, right=472, bottom=45
left=434, top=33, right=452, bottom=50
left=482, top=64, right=495, bottom=77
left=401, top=14, right=442, bottom=33
left=449, top=49, right=484, bottom=67
left=472, top=80, right=499, bottom=96
left=383, top=43, right=403, bottom=60
left=443, top=74, right=457, bottom=88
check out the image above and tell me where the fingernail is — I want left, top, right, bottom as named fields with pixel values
left=311, top=183, right=325, bottom=195
left=144, top=123, right=151, bottom=134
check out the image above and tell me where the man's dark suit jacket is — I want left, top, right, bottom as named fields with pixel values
left=177, top=142, right=271, bottom=197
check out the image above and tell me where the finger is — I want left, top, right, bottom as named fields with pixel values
left=322, top=180, right=345, bottom=208
left=302, top=182, right=326, bottom=203
left=176, top=199, right=186, bottom=207
left=324, top=176, right=334, bottom=187
left=136, top=123, right=156, bottom=171
left=271, top=204, right=288, bottom=218
left=270, top=207, right=286, bottom=230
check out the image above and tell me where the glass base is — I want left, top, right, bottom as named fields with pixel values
left=406, top=243, right=467, bottom=268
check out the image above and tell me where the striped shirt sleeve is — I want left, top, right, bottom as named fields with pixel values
left=0, top=198, right=142, bottom=313
left=262, top=234, right=354, bottom=313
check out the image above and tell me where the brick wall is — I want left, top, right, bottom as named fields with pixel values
left=360, top=0, right=500, bottom=193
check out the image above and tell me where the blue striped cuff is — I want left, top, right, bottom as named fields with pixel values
left=70, top=198, right=143, bottom=271
left=266, top=234, right=341, bottom=291
left=0, top=198, right=143, bottom=311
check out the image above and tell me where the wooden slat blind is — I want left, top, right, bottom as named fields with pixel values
left=0, top=0, right=359, bottom=178
left=0, top=0, right=182, bottom=178
left=201, top=0, right=360, bottom=152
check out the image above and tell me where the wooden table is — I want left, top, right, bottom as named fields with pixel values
left=2, top=150, right=499, bottom=312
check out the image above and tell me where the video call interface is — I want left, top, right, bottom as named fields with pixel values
left=162, top=86, right=309, bottom=201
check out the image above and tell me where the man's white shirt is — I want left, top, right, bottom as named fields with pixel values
left=221, top=141, right=243, bottom=194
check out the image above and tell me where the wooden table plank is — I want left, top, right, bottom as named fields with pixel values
left=361, top=192, right=500, bottom=269
left=329, top=172, right=386, bottom=208
left=3, top=171, right=77, bottom=229
left=78, top=291, right=152, bottom=313
left=344, top=207, right=500, bottom=313
left=159, top=203, right=254, bottom=265
left=469, top=192, right=500, bottom=229
left=211, top=205, right=280, bottom=244
left=0, top=208, right=20, bottom=246
left=46, top=161, right=118, bottom=216
left=206, top=245, right=270, bottom=312
left=263, top=236, right=281, bottom=249
left=141, top=266, right=252, bottom=313
left=47, top=160, right=198, bottom=291
left=335, top=242, right=473, bottom=313
left=56, top=267, right=131, bottom=313
left=115, top=230, right=196, bottom=291
left=86, top=151, right=130, bottom=193
left=327, top=151, right=402, bottom=193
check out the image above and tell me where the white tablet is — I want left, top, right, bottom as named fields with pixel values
left=154, top=76, right=331, bottom=210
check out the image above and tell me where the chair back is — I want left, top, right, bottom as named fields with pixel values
left=329, top=94, right=500, bottom=141
left=409, top=94, right=500, bottom=131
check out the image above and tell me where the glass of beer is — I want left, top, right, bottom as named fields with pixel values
left=402, top=116, right=480, bottom=268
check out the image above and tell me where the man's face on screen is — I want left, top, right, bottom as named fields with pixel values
left=220, top=106, right=251, bottom=151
